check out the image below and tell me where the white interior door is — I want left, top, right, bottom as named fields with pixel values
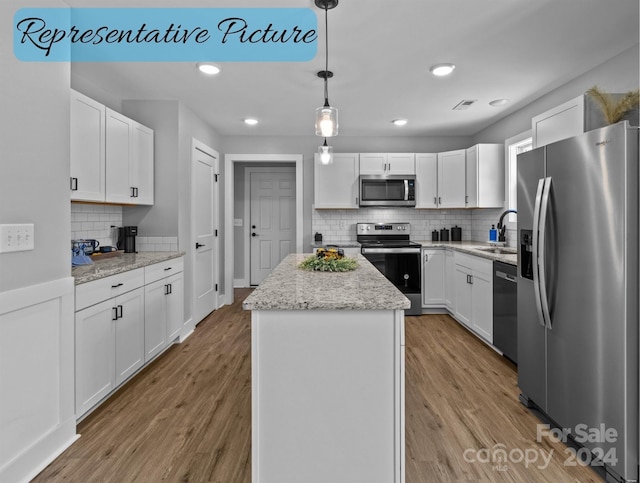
left=192, top=142, right=218, bottom=323
left=249, top=168, right=296, bottom=285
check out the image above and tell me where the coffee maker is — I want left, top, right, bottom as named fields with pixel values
left=117, top=226, right=138, bottom=253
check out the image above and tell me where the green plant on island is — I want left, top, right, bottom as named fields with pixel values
left=298, top=255, right=358, bottom=272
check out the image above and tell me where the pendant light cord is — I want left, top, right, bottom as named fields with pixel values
left=323, top=5, right=330, bottom=107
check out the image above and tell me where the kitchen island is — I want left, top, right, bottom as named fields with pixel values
left=243, top=253, right=408, bottom=483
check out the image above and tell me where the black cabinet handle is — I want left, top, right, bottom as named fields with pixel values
left=164, top=283, right=172, bottom=295
left=111, top=283, right=124, bottom=288
left=164, top=267, right=172, bottom=271
left=195, top=242, right=205, bottom=249
left=70, top=177, right=78, bottom=191
left=112, top=306, right=118, bottom=321
left=117, top=305, right=123, bottom=318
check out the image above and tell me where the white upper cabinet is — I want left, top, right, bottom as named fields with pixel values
left=437, top=149, right=466, bottom=208
left=106, top=108, right=154, bottom=205
left=314, top=153, right=360, bottom=209
left=415, top=153, right=438, bottom=208
left=70, top=90, right=106, bottom=202
left=359, top=153, right=415, bottom=175
left=70, top=90, right=154, bottom=205
left=465, top=144, right=504, bottom=208
left=532, top=95, right=585, bottom=149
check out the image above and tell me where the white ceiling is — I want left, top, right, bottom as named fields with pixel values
left=67, top=0, right=639, bottom=137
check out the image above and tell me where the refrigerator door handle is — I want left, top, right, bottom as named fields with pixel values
left=532, top=178, right=547, bottom=328
left=538, top=176, right=553, bottom=329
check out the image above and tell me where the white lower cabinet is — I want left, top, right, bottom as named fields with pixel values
left=75, top=286, right=144, bottom=417
left=453, top=252, right=493, bottom=343
left=144, top=272, right=184, bottom=362
left=74, top=257, right=184, bottom=419
left=444, top=249, right=455, bottom=310
left=422, top=248, right=445, bottom=307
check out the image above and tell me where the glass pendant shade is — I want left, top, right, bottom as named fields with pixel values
left=318, top=139, right=333, bottom=165
left=315, top=105, right=338, bottom=137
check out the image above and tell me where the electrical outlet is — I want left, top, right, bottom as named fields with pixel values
left=338, top=220, right=347, bottom=230
left=0, top=224, right=34, bottom=253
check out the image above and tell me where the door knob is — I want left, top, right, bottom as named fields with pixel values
left=252, top=233, right=259, bottom=237
left=252, top=225, right=256, bottom=229
left=195, top=242, right=205, bottom=248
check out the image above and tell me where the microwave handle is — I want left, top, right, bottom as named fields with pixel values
left=404, top=179, right=409, bottom=201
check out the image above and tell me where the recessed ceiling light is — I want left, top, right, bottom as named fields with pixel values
left=429, top=63, right=456, bottom=76
left=196, top=63, right=221, bottom=75
left=244, top=118, right=259, bottom=125
left=489, top=98, right=510, bottom=107
left=392, top=119, right=408, bottom=126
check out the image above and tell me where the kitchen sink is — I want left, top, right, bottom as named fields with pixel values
left=476, top=247, right=517, bottom=255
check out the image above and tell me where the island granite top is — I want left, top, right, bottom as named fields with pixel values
left=72, top=251, right=185, bottom=285
left=242, top=253, right=411, bottom=311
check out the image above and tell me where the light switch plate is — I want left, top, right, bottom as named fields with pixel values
left=0, top=224, right=35, bottom=253
left=233, top=218, right=243, bottom=227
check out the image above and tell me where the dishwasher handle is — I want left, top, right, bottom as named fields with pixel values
left=495, top=270, right=517, bottom=283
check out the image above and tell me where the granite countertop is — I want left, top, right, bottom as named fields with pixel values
left=242, top=253, right=410, bottom=311
left=72, top=251, right=185, bottom=285
left=417, top=240, right=517, bottom=266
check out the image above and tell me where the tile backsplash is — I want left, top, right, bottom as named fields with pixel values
left=71, top=203, right=122, bottom=248
left=312, top=206, right=518, bottom=247
left=71, top=203, right=178, bottom=252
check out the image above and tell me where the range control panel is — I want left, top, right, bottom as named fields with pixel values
left=356, top=222, right=412, bottom=236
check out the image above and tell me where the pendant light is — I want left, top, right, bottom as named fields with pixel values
left=315, top=0, right=338, bottom=138
left=318, top=138, right=333, bottom=165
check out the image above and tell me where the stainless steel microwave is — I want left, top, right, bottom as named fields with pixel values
left=359, top=175, right=416, bottom=207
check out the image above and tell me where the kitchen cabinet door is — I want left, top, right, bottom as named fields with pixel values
left=359, top=153, right=387, bottom=175
left=422, top=249, right=445, bottom=307
left=75, top=300, right=115, bottom=417
left=106, top=108, right=155, bottom=205
left=444, top=249, right=455, bottom=310
left=166, top=272, right=184, bottom=341
left=114, top=287, right=145, bottom=386
left=144, top=278, right=168, bottom=362
left=437, top=150, right=466, bottom=208
left=105, top=108, right=133, bottom=203
left=130, top=121, right=154, bottom=205
left=415, top=153, right=438, bottom=208
left=471, top=270, right=493, bottom=343
left=454, top=264, right=472, bottom=328
left=70, top=90, right=106, bottom=202
left=314, top=153, right=360, bottom=209
left=387, top=153, right=415, bottom=174
left=465, top=144, right=504, bottom=208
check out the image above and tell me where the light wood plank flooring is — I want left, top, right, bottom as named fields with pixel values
left=34, top=289, right=601, bottom=482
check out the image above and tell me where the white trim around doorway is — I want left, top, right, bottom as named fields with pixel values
left=224, top=154, right=304, bottom=305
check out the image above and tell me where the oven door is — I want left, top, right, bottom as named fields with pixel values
left=361, top=247, right=421, bottom=295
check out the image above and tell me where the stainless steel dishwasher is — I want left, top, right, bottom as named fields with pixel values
left=493, top=261, right=517, bottom=364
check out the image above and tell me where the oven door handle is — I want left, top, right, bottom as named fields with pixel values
left=361, top=247, right=421, bottom=255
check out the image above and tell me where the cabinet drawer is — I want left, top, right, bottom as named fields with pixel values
left=144, top=257, right=184, bottom=285
left=454, top=252, right=492, bottom=276
left=76, top=268, right=144, bottom=311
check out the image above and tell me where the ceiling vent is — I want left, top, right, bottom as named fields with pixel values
left=452, top=99, right=477, bottom=110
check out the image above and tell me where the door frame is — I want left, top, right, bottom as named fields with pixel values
left=244, top=166, right=297, bottom=286
left=224, top=154, right=303, bottom=305
left=191, top=138, right=219, bottom=324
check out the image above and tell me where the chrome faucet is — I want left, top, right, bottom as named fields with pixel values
left=497, top=209, right=517, bottom=242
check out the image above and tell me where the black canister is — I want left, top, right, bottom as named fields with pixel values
left=440, top=228, right=449, bottom=241
left=314, top=232, right=323, bottom=242
left=451, top=225, right=462, bottom=241
left=431, top=230, right=439, bottom=241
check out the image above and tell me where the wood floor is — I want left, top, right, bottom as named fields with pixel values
left=34, top=289, right=602, bottom=482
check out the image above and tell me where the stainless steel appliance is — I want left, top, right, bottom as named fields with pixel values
left=492, top=261, right=517, bottom=364
left=359, top=175, right=416, bottom=207
left=357, top=222, right=421, bottom=315
left=517, top=121, right=638, bottom=482
left=117, top=226, right=138, bottom=253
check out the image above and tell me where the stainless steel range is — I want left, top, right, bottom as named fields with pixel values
left=357, top=222, right=421, bottom=315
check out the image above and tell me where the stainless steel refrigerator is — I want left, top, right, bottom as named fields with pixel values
left=517, top=121, right=639, bottom=482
